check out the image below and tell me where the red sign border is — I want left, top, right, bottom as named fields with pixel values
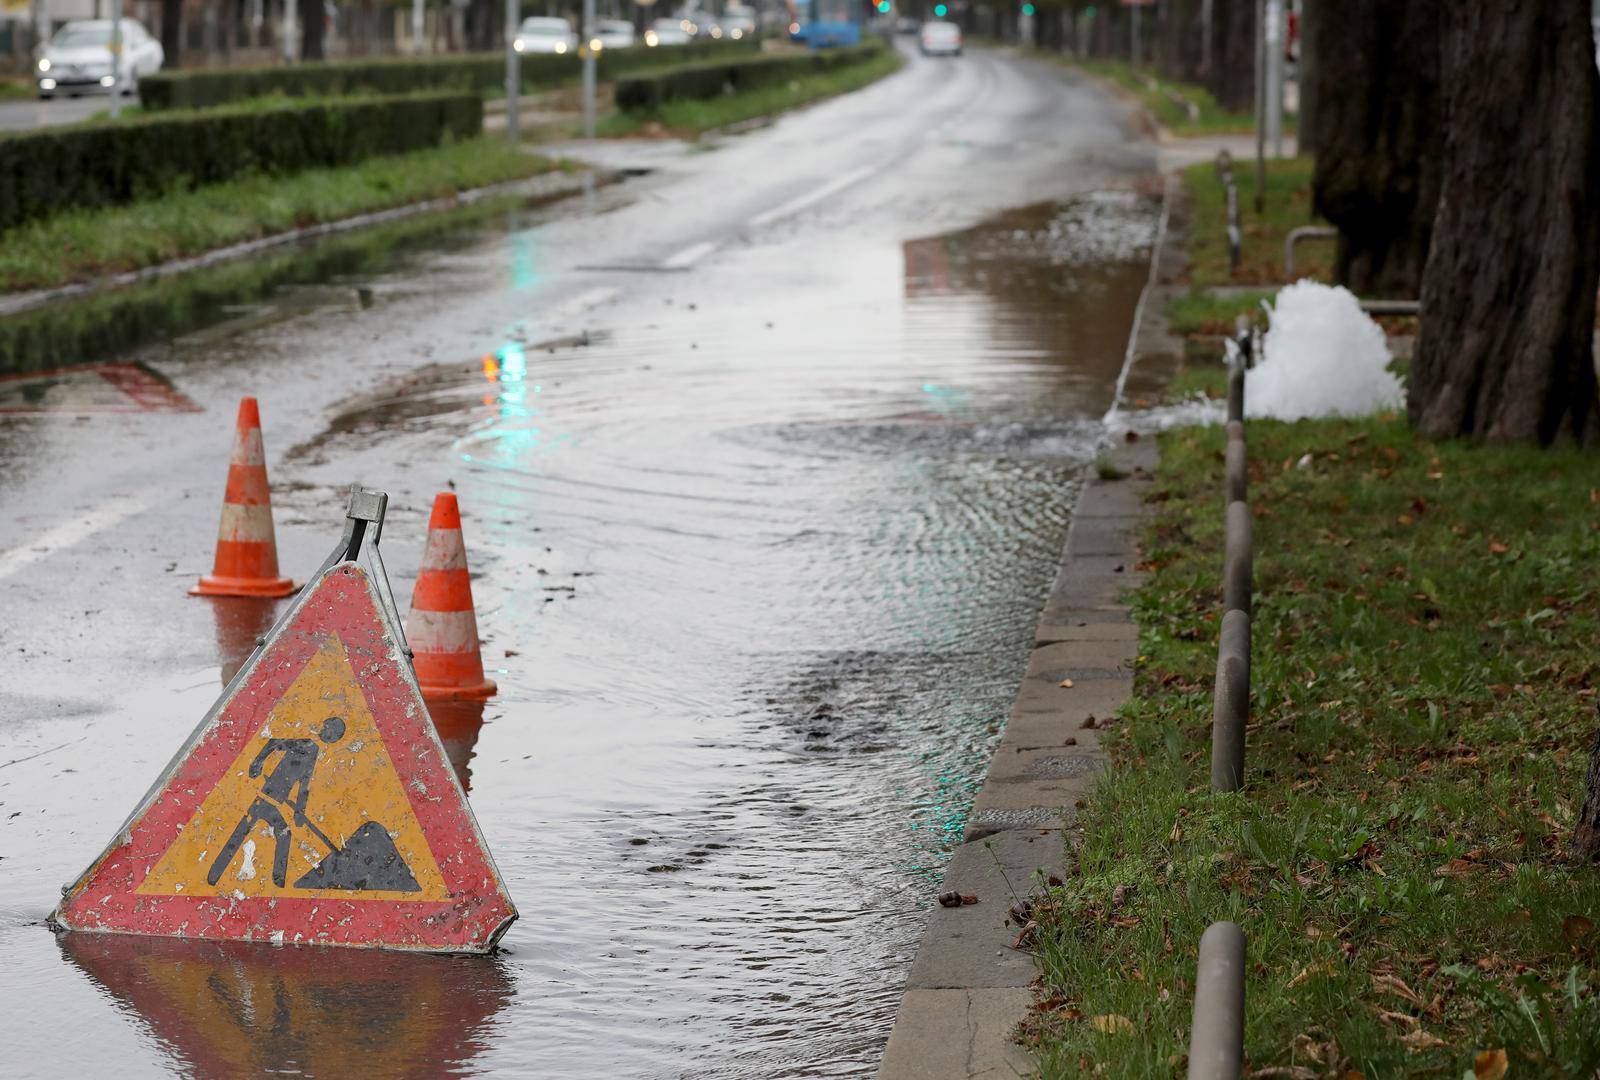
left=52, top=564, right=517, bottom=952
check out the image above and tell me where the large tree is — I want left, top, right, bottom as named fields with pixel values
left=1206, top=0, right=1254, bottom=113
left=160, top=0, right=183, bottom=70
left=1411, top=1, right=1600, bottom=443
left=1307, top=0, right=1442, bottom=296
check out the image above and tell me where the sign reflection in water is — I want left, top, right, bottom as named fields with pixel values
left=59, top=933, right=514, bottom=1077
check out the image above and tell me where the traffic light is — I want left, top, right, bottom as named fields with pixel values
left=933, top=2, right=947, bottom=14
left=877, top=0, right=890, bottom=10
left=1022, top=2, right=1034, bottom=12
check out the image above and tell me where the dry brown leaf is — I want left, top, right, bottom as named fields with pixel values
left=1286, top=959, right=1335, bottom=988
left=1474, top=1049, right=1508, bottom=1080
left=1564, top=914, right=1595, bottom=944
left=1398, top=1029, right=1447, bottom=1051
left=1250, top=1069, right=1317, bottom=1079
left=1089, top=1014, right=1134, bottom=1035
left=1372, top=973, right=1424, bottom=1007
left=1059, top=679, right=1074, bottom=688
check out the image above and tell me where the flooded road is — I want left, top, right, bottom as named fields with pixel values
left=0, top=46, right=1159, bottom=1078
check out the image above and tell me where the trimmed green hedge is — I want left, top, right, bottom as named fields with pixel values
left=0, top=91, right=481, bottom=232
left=614, top=44, right=883, bottom=112
left=140, top=39, right=761, bottom=111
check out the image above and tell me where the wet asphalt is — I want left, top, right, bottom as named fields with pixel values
left=0, top=43, right=1159, bottom=1078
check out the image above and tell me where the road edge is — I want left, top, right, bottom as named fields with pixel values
left=875, top=170, right=1189, bottom=1080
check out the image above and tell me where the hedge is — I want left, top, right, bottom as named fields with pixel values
left=0, top=91, right=481, bottom=232
left=139, top=39, right=761, bottom=111
left=614, top=44, right=884, bottom=112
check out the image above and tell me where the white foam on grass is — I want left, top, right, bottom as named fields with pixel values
left=1247, top=281, right=1404, bottom=420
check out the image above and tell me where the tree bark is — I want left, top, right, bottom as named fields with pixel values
left=161, top=0, right=183, bottom=69
left=1307, top=0, right=1442, bottom=297
left=1411, top=0, right=1600, bottom=444
left=1206, top=0, right=1255, bottom=113
left=299, top=0, right=324, bottom=59
left=1575, top=723, right=1600, bottom=862
left=1156, top=0, right=1204, bottom=83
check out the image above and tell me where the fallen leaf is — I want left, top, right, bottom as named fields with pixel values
left=1089, top=1014, right=1134, bottom=1035
left=1286, top=960, right=1335, bottom=988
left=1398, top=1029, right=1446, bottom=1051
left=1372, top=973, right=1424, bottom=1007
left=1060, top=679, right=1075, bottom=688
left=1563, top=914, right=1595, bottom=944
left=1397, top=514, right=1414, bottom=526
left=937, top=891, right=963, bottom=908
left=1474, top=1049, right=1508, bottom=1080
left=1489, top=540, right=1509, bottom=554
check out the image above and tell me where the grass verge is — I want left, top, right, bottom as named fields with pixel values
left=1183, top=155, right=1328, bottom=288
left=1166, top=288, right=1274, bottom=338
left=1024, top=417, right=1600, bottom=1075
left=0, top=137, right=564, bottom=292
left=598, top=47, right=903, bottom=137
left=1054, top=58, right=1269, bottom=137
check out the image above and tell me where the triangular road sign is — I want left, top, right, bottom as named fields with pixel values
left=52, top=553, right=516, bottom=953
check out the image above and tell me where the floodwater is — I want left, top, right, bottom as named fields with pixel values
left=0, top=46, right=1163, bottom=1079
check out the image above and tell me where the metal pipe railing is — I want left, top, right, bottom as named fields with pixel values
left=1187, top=921, right=1246, bottom=1079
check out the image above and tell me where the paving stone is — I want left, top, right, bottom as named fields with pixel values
left=876, top=988, right=1037, bottom=1079
left=904, top=831, right=1066, bottom=988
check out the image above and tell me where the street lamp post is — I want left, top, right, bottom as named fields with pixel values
left=582, top=0, right=596, bottom=139
left=109, top=0, right=121, bottom=119
left=505, top=0, right=520, bottom=142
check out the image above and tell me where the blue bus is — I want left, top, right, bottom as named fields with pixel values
left=787, top=0, right=863, bottom=48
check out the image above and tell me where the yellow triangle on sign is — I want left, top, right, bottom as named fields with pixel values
left=139, top=633, right=450, bottom=902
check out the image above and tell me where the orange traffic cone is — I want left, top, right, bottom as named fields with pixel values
left=407, top=493, right=497, bottom=701
left=190, top=397, right=296, bottom=598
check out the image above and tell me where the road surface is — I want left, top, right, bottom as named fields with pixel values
left=0, top=91, right=125, bottom=131
left=0, top=44, right=1159, bottom=1078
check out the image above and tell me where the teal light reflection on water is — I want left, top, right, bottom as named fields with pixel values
left=456, top=342, right=568, bottom=469
left=508, top=232, right=541, bottom=292
left=919, top=382, right=970, bottom=416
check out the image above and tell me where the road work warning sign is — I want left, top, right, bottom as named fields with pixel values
left=52, top=558, right=516, bottom=953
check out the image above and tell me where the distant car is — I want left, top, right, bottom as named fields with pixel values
left=595, top=19, right=636, bottom=49
left=920, top=20, right=962, bottom=56
left=37, top=18, right=163, bottom=98
left=646, top=19, right=691, bottom=46
left=514, top=16, right=577, bottom=55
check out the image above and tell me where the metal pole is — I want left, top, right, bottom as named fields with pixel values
left=412, top=0, right=424, bottom=54
left=1210, top=609, right=1250, bottom=793
left=1130, top=3, right=1140, bottom=67
left=1201, top=0, right=1213, bottom=75
left=1264, top=0, right=1283, bottom=157
left=1223, top=499, right=1252, bottom=618
left=581, top=0, right=596, bottom=140
left=1187, top=922, right=1246, bottom=1079
left=284, top=0, right=297, bottom=62
left=108, top=0, right=121, bottom=118
left=504, top=0, right=520, bottom=142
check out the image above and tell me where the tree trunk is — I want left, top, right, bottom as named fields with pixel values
left=1206, top=0, right=1254, bottom=113
left=1307, top=0, right=1442, bottom=297
left=161, top=0, right=183, bottom=69
left=1574, top=722, right=1600, bottom=861
left=1156, top=0, right=1204, bottom=83
left=1411, top=0, right=1600, bottom=444
left=465, top=0, right=496, bottom=52
left=299, top=0, right=324, bottom=59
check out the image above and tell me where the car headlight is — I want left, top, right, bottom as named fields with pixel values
left=731, top=28, right=742, bottom=39
left=38, top=57, right=51, bottom=72
left=554, top=41, right=566, bottom=53
left=589, top=38, right=603, bottom=52
left=645, top=31, right=658, bottom=45
left=513, top=38, right=526, bottom=52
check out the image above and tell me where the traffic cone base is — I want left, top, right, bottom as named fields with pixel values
left=192, top=397, right=296, bottom=598
left=407, top=493, right=496, bottom=703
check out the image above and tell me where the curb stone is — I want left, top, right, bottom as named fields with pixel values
left=876, top=437, right=1156, bottom=1080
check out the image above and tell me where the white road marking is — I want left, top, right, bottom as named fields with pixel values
left=660, top=241, right=718, bottom=270
left=0, top=493, right=154, bottom=583
left=747, top=165, right=877, bottom=229
left=545, top=285, right=620, bottom=322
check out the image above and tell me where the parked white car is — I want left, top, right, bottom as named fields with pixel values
left=514, top=16, right=578, bottom=55
left=645, top=18, right=691, bottom=46
left=37, top=19, right=163, bottom=98
left=595, top=19, right=636, bottom=50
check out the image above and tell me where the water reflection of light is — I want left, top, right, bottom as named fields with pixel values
left=459, top=342, right=567, bottom=469
left=919, top=381, right=970, bottom=416
left=508, top=233, right=540, bottom=292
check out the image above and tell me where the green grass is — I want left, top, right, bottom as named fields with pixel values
left=1055, top=58, right=1274, bottom=137
left=1165, top=289, right=1274, bottom=338
left=0, top=138, right=563, bottom=291
left=0, top=79, right=32, bottom=101
left=1184, top=156, right=1329, bottom=288
left=598, top=47, right=903, bottom=137
left=1024, top=416, right=1600, bottom=1076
